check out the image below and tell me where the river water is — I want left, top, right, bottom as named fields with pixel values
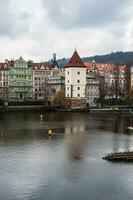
left=0, top=112, right=133, bottom=200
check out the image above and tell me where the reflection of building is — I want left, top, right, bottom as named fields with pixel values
left=0, top=61, right=9, bottom=101
left=9, top=57, right=33, bottom=100
left=65, top=118, right=86, bottom=159
left=65, top=50, right=87, bottom=108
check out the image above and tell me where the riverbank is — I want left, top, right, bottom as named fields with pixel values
left=0, top=105, right=90, bottom=112
left=90, top=108, right=133, bottom=116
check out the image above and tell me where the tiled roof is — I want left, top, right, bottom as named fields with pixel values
left=0, top=62, right=10, bottom=69
left=66, top=50, right=86, bottom=68
left=84, top=62, right=128, bottom=72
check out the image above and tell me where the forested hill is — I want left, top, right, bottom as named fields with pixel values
left=57, top=51, right=133, bottom=67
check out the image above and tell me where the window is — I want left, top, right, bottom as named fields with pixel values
left=77, top=80, right=80, bottom=83
left=67, top=80, right=69, bottom=83
left=77, top=71, right=80, bottom=75
left=67, top=94, right=69, bottom=97
left=67, top=87, right=69, bottom=90
left=78, top=94, right=80, bottom=97
left=77, top=87, right=80, bottom=90
left=67, top=72, right=69, bottom=75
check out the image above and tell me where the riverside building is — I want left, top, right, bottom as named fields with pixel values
left=65, top=50, right=87, bottom=108
left=31, top=62, right=52, bottom=100
left=0, top=61, right=10, bottom=101
left=47, top=69, right=65, bottom=103
left=9, top=57, right=33, bottom=100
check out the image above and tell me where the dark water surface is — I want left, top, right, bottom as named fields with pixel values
left=0, top=112, right=133, bottom=200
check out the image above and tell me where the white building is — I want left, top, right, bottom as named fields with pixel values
left=65, top=50, right=87, bottom=108
left=86, top=74, right=100, bottom=107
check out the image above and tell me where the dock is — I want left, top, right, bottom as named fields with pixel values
left=103, top=151, right=133, bottom=161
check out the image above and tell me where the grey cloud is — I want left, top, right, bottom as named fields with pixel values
left=0, top=0, right=31, bottom=38
left=42, top=0, right=133, bottom=29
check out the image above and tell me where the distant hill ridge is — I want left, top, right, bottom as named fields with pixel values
left=56, top=51, right=133, bottom=68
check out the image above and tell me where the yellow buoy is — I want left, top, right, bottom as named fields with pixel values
left=48, top=129, right=52, bottom=136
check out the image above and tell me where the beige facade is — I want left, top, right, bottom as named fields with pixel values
left=47, top=70, right=65, bottom=102
left=32, top=64, right=52, bottom=100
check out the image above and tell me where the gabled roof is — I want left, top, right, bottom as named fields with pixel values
left=28, top=62, right=53, bottom=70
left=65, top=50, right=86, bottom=68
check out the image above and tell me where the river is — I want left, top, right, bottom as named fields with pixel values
left=0, top=112, right=133, bottom=200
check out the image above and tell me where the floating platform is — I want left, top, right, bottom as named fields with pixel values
left=103, top=151, right=133, bottom=161
left=127, top=126, right=133, bottom=131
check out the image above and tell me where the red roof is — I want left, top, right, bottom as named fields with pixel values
left=66, top=50, right=86, bottom=68
left=0, top=62, right=10, bottom=69
left=84, top=62, right=128, bottom=72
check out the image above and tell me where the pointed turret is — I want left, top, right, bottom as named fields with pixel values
left=65, top=50, right=85, bottom=68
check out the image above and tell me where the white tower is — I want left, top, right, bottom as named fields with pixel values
left=65, top=50, right=86, bottom=108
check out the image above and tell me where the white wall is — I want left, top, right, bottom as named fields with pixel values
left=65, top=67, right=86, bottom=98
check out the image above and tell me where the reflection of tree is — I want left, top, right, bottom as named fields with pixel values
left=112, top=116, right=132, bottom=152
left=113, top=116, right=119, bottom=133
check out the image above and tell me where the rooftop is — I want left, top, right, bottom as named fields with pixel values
left=65, top=50, right=86, bottom=68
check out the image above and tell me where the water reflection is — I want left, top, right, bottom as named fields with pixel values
left=0, top=112, right=133, bottom=200
left=65, top=117, right=86, bottom=160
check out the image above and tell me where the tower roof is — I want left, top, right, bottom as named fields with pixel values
left=65, top=50, right=86, bottom=68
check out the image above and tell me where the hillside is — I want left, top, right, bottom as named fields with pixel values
left=57, top=51, right=133, bottom=67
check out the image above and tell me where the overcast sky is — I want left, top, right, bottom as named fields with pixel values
left=0, top=0, right=133, bottom=61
